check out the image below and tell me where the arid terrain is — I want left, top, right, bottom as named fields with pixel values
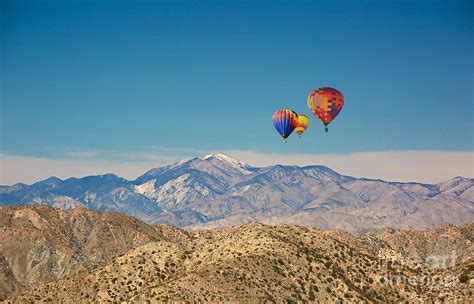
left=1, top=205, right=473, bottom=303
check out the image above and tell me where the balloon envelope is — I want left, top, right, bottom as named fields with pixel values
left=272, top=109, right=298, bottom=141
left=308, top=87, right=344, bottom=131
left=295, top=114, right=310, bottom=137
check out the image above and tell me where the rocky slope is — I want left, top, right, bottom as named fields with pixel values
left=1, top=154, right=473, bottom=232
left=0, top=205, right=188, bottom=299
left=1, top=206, right=473, bottom=302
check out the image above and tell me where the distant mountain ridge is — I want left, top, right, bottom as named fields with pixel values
left=1, top=153, right=473, bottom=231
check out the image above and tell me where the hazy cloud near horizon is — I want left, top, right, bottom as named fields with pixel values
left=0, top=150, right=472, bottom=185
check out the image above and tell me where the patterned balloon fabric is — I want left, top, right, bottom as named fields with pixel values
left=307, top=87, right=344, bottom=131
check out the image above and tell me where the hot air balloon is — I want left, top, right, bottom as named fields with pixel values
left=294, top=114, right=310, bottom=137
left=272, top=109, right=298, bottom=143
left=308, top=87, right=344, bottom=132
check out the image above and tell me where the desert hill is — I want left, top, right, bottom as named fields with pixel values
left=0, top=204, right=188, bottom=299
left=1, top=205, right=473, bottom=302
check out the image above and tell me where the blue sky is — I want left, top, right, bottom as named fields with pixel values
left=1, top=0, right=473, bottom=184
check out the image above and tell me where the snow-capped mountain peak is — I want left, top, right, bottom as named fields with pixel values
left=200, top=153, right=253, bottom=173
left=202, top=153, right=238, bottom=163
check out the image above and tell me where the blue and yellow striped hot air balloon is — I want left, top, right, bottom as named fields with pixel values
left=272, top=109, right=298, bottom=143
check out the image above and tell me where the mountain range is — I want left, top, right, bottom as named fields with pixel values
left=1, top=154, right=473, bottom=232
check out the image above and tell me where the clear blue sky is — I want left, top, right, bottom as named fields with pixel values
left=1, top=0, right=473, bottom=160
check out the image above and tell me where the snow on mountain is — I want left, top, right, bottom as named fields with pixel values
left=134, top=179, right=158, bottom=199
left=154, top=173, right=215, bottom=209
left=132, top=154, right=256, bottom=210
left=437, top=177, right=474, bottom=197
left=1, top=154, right=473, bottom=232
left=134, top=159, right=189, bottom=185
left=201, top=153, right=254, bottom=174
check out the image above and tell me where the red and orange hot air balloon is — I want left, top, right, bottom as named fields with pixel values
left=294, top=114, right=310, bottom=137
left=308, top=87, right=344, bottom=132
